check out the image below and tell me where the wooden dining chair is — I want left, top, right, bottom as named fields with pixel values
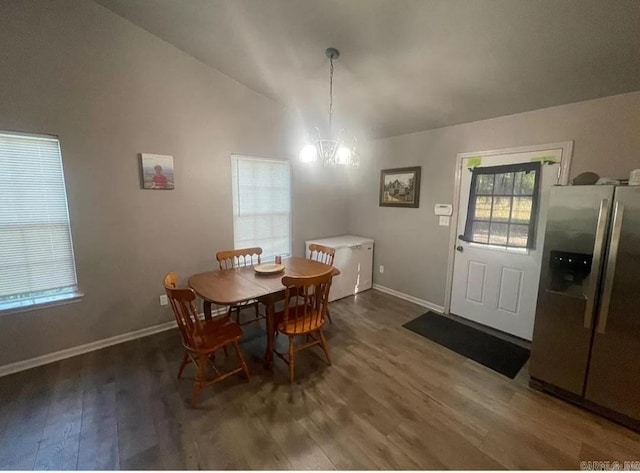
left=163, top=273, right=250, bottom=406
left=164, top=272, right=231, bottom=373
left=273, top=270, right=333, bottom=384
left=308, top=243, right=336, bottom=265
left=216, top=247, right=264, bottom=325
left=307, top=243, right=336, bottom=323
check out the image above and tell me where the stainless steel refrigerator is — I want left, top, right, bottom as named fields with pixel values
left=530, top=185, right=640, bottom=431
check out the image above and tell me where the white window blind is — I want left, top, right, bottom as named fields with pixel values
left=231, top=155, right=291, bottom=260
left=0, top=132, right=79, bottom=310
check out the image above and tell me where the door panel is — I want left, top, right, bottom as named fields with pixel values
left=529, top=185, right=614, bottom=395
left=498, top=268, right=523, bottom=313
left=465, top=261, right=486, bottom=303
left=585, top=186, right=640, bottom=420
left=451, top=149, right=563, bottom=340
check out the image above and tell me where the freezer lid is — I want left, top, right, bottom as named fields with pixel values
left=306, top=235, right=374, bottom=249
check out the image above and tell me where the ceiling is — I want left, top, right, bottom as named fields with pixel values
left=95, top=0, right=640, bottom=139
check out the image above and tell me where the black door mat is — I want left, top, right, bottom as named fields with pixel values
left=403, top=312, right=530, bottom=379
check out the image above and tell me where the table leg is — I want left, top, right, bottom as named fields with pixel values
left=264, top=302, right=275, bottom=369
left=203, top=300, right=212, bottom=320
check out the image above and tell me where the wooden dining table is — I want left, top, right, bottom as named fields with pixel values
left=188, top=257, right=340, bottom=367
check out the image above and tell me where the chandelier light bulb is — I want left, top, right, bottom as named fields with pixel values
left=299, top=143, right=318, bottom=163
left=336, top=146, right=351, bottom=165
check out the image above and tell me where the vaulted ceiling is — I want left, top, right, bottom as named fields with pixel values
left=96, top=0, right=640, bottom=139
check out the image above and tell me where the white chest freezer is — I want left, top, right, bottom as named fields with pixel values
left=305, top=235, right=374, bottom=302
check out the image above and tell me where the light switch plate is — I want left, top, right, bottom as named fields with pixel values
left=439, top=216, right=450, bottom=226
left=160, top=294, right=168, bottom=306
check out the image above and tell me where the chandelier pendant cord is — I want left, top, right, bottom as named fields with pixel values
left=328, top=56, right=334, bottom=138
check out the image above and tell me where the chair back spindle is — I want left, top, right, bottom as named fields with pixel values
left=216, top=247, right=263, bottom=270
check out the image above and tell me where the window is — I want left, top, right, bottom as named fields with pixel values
left=231, top=155, right=291, bottom=260
left=463, top=162, right=541, bottom=249
left=0, top=132, right=79, bottom=311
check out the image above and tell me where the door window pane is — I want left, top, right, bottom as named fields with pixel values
left=489, top=223, right=509, bottom=245
left=514, top=171, right=536, bottom=195
left=471, top=221, right=490, bottom=243
left=474, top=196, right=492, bottom=220
left=493, top=172, right=515, bottom=195
left=512, top=197, right=532, bottom=224
left=476, top=174, right=494, bottom=195
left=491, top=197, right=512, bottom=222
left=508, top=224, right=529, bottom=248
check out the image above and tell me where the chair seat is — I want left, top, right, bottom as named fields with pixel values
left=274, top=305, right=325, bottom=335
left=190, top=318, right=243, bottom=352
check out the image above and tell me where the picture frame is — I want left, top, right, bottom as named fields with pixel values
left=379, top=166, right=421, bottom=208
left=140, top=153, right=175, bottom=190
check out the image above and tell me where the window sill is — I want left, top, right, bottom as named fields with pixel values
left=0, top=292, right=84, bottom=316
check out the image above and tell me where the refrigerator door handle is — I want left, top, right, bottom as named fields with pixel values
left=597, top=201, right=624, bottom=335
left=584, top=198, right=610, bottom=329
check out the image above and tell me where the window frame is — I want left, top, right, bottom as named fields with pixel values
left=462, top=162, right=542, bottom=249
left=230, top=154, right=292, bottom=261
left=0, top=131, right=82, bottom=315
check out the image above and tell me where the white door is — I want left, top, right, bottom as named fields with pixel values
left=450, top=146, right=568, bottom=340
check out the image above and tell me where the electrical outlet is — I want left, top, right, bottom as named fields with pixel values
left=159, top=294, right=168, bottom=306
left=379, top=265, right=384, bottom=274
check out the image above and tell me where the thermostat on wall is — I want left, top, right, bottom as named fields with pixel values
left=434, top=204, right=453, bottom=216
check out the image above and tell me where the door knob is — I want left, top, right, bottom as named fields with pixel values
left=456, top=245, right=464, bottom=252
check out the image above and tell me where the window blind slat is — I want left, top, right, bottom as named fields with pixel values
left=0, top=132, right=78, bottom=304
left=231, top=155, right=291, bottom=260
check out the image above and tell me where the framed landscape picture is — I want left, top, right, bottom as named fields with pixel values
left=379, top=166, right=421, bottom=208
left=140, top=153, right=175, bottom=190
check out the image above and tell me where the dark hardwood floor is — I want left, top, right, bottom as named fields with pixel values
left=1, top=289, right=639, bottom=470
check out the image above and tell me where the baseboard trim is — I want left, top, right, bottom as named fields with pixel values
left=0, top=308, right=227, bottom=378
left=372, top=284, right=444, bottom=313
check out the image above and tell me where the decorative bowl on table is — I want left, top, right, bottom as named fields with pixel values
left=254, top=263, right=285, bottom=274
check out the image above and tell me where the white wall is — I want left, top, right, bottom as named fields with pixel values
left=348, top=91, right=640, bottom=307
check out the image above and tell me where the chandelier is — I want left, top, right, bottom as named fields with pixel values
left=299, top=48, right=359, bottom=167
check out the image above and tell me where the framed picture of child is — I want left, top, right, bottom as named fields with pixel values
left=140, top=153, right=175, bottom=190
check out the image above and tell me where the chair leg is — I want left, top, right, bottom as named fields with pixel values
left=177, top=351, right=189, bottom=379
left=192, top=355, right=206, bottom=407
left=254, top=303, right=260, bottom=322
left=318, top=328, right=331, bottom=366
left=326, top=308, right=333, bottom=324
left=223, top=346, right=229, bottom=358
left=288, top=336, right=295, bottom=384
left=233, top=341, right=251, bottom=380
